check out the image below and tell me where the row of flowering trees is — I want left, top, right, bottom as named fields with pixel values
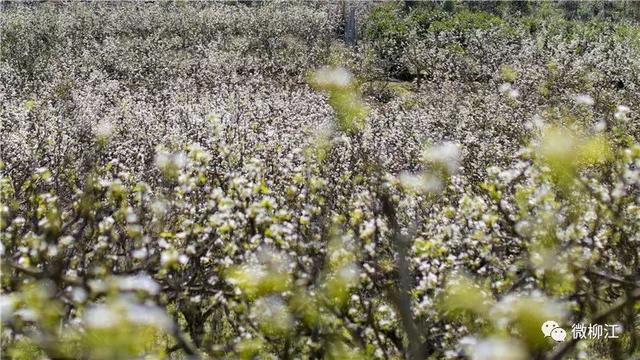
left=2, top=2, right=640, bottom=359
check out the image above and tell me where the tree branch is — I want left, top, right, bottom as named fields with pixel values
left=380, top=193, right=427, bottom=360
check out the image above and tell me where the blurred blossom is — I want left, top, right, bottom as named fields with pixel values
left=84, top=300, right=172, bottom=331
left=617, top=105, right=630, bottom=113
left=94, top=120, right=114, bottom=140
left=541, top=129, right=574, bottom=157
left=251, top=295, right=293, bottom=335
left=84, top=304, right=119, bottom=328
left=257, top=246, right=292, bottom=273
left=574, top=94, right=594, bottom=106
left=160, top=250, right=188, bottom=267
left=399, top=172, right=443, bottom=193
left=88, top=279, right=108, bottom=294
left=491, top=295, right=566, bottom=324
left=132, top=248, right=148, bottom=259
left=151, top=199, right=168, bottom=216
left=115, top=274, right=160, bottom=295
left=71, top=287, right=88, bottom=303
left=614, top=104, right=630, bottom=120
left=336, top=263, right=360, bottom=286
left=15, top=309, right=38, bottom=322
left=0, top=295, right=16, bottom=322
left=469, top=337, right=527, bottom=360
left=155, top=150, right=187, bottom=174
left=499, top=83, right=511, bottom=93
left=594, top=120, right=606, bottom=132
left=459, top=336, right=477, bottom=348
left=423, top=142, right=461, bottom=174
left=498, top=83, right=519, bottom=98
left=173, top=151, right=187, bottom=168
left=155, top=152, right=171, bottom=169
left=125, top=303, right=172, bottom=330
left=312, top=66, right=353, bottom=89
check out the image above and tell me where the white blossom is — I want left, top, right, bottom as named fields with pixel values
left=574, top=94, right=594, bottom=106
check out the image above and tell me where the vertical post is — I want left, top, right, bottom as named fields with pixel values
left=629, top=0, right=640, bottom=20
left=344, top=1, right=357, bottom=46
left=404, top=1, right=416, bottom=12
left=562, top=1, right=579, bottom=20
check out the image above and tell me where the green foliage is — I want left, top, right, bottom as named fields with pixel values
left=500, top=64, right=518, bottom=83
left=537, top=127, right=612, bottom=191
left=310, top=67, right=368, bottom=134
left=427, top=9, right=508, bottom=33
left=363, top=3, right=409, bottom=44
left=360, top=1, right=640, bottom=83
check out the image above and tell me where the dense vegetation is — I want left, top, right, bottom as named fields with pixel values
left=1, top=1, right=639, bottom=359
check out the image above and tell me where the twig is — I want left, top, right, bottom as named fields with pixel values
left=584, top=268, right=639, bottom=287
